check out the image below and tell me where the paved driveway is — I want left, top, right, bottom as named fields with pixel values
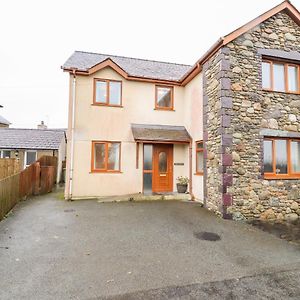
left=0, top=190, right=300, bottom=299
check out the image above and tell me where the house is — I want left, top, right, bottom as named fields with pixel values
left=62, top=1, right=300, bottom=221
left=0, top=123, right=66, bottom=183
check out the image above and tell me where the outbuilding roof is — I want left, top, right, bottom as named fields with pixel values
left=0, top=115, right=10, bottom=126
left=0, top=128, right=65, bottom=150
left=131, top=124, right=191, bottom=143
left=63, top=51, right=192, bottom=82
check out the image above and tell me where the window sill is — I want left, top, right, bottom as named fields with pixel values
left=90, top=170, right=122, bottom=174
left=264, top=175, right=300, bottom=180
left=92, top=103, right=123, bottom=108
left=262, top=89, right=300, bottom=96
left=154, top=108, right=175, bottom=111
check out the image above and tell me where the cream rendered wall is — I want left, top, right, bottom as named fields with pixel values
left=66, top=66, right=204, bottom=198
left=183, top=73, right=204, bottom=201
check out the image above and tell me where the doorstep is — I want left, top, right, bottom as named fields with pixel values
left=95, top=193, right=192, bottom=203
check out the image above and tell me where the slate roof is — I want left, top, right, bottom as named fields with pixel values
left=131, top=124, right=191, bottom=143
left=63, top=51, right=192, bottom=82
left=0, top=128, right=65, bottom=150
left=0, top=115, right=10, bottom=125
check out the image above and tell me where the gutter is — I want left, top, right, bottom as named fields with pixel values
left=67, top=69, right=77, bottom=200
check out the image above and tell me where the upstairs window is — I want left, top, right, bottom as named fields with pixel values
left=262, top=60, right=300, bottom=93
left=263, top=138, right=300, bottom=179
left=94, top=79, right=122, bottom=106
left=155, top=86, right=174, bottom=110
left=91, top=141, right=121, bottom=172
left=196, top=141, right=204, bottom=175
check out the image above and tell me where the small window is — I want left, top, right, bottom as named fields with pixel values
left=155, top=86, right=173, bottom=110
left=196, top=141, right=204, bottom=175
left=25, top=151, right=37, bottom=167
left=94, top=79, right=122, bottom=106
left=263, top=138, right=300, bottom=179
left=262, top=60, right=300, bottom=93
left=0, top=150, right=11, bottom=158
left=92, top=141, right=120, bottom=172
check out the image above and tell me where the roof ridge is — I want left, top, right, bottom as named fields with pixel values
left=74, top=50, right=192, bottom=67
left=3, top=128, right=65, bottom=132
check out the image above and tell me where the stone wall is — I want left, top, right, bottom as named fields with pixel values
left=203, top=48, right=233, bottom=218
left=224, top=12, right=300, bottom=222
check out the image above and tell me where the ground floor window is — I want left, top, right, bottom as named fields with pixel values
left=0, top=150, right=11, bottom=158
left=25, top=150, right=37, bottom=167
left=91, top=141, right=121, bottom=172
left=196, top=141, right=204, bottom=175
left=263, top=138, right=300, bottom=179
left=143, top=144, right=153, bottom=193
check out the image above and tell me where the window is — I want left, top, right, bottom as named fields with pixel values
left=25, top=151, right=37, bottom=167
left=155, top=86, right=174, bottom=110
left=196, top=141, right=204, bottom=175
left=0, top=150, right=11, bottom=158
left=262, top=60, right=300, bottom=93
left=263, top=138, right=300, bottom=179
left=93, top=79, right=122, bottom=106
left=91, top=141, right=121, bottom=172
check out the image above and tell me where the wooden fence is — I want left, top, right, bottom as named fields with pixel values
left=0, top=156, right=58, bottom=220
left=0, top=158, right=20, bottom=180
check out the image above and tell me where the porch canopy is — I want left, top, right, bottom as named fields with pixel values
left=131, top=124, right=191, bottom=144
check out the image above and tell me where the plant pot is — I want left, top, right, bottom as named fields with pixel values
left=177, top=183, right=188, bottom=193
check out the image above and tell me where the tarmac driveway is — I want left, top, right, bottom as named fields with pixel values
left=1, top=191, right=300, bottom=299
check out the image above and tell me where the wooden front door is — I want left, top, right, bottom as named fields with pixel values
left=152, top=144, right=173, bottom=193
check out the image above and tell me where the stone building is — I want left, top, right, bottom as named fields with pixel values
left=62, top=1, right=300, bottom=222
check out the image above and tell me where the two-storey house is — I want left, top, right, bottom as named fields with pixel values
left=62, top=1, right=300, bottom=222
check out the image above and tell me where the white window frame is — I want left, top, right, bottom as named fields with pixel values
left=24, top=150, right=37, bottom=168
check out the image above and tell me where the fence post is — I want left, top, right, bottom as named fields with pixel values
left=33, top=162, right=41, bottom=195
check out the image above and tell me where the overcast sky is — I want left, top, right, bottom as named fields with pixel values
left=1, top=0, right=299, bottom=128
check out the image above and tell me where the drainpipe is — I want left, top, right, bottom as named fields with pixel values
left=68, top=69, right=77, bottom=200
left=189, top=141, right=194, bottom=200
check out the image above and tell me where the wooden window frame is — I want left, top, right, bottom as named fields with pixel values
left=195, top=141, right=204, bottom=175
left=264, top=137, right=300, bottom=179
left=93, top=78, right=123, bottom=107
left=262, top=59, right=300, bottom=94
left=91, top=141, right=121, bottom=173
left=155, top=85, right=174, bottom=110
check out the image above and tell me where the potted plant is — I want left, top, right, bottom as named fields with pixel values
left=176, top=176, right=189, bottom=193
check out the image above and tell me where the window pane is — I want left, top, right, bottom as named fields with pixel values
left=143, top=173, right=152, bottom=193
left=291, top=141, right=300, bottom=173
left=107, top=143, right=120, bottom=170
left=197, top=142, right=203, bottom=149
left=275, top=140, right=287, bottom=174
left=196, top=151, right=204, bottom=173
left=94, top=143, right=105, bottom=169
left=262, top=62, right=271, bottom=89
left=263, top=140, right=273, bottom=173
left=95, top=81, right=107, bottom=103
left=143, top=145, right=153, bottom=170
left=273, top=63, right=285, bottom=92
left=109, top=81, right=121, bottom=105
left=159, top=152, right=167, bottom=172
left=26, top=151, right=36, bottom=166
left=157, top=87, right=172, bottom=108
left=3, top=150, right=10, bottom=158
left=288, top=66, right=298, bottom=92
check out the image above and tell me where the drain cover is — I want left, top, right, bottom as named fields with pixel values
left=64, top=209, right=75, bottom=213
left=194, top=231, right=221, bottom=241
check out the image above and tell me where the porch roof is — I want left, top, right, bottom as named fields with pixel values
left=131, top=124, right=191, bottom=143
